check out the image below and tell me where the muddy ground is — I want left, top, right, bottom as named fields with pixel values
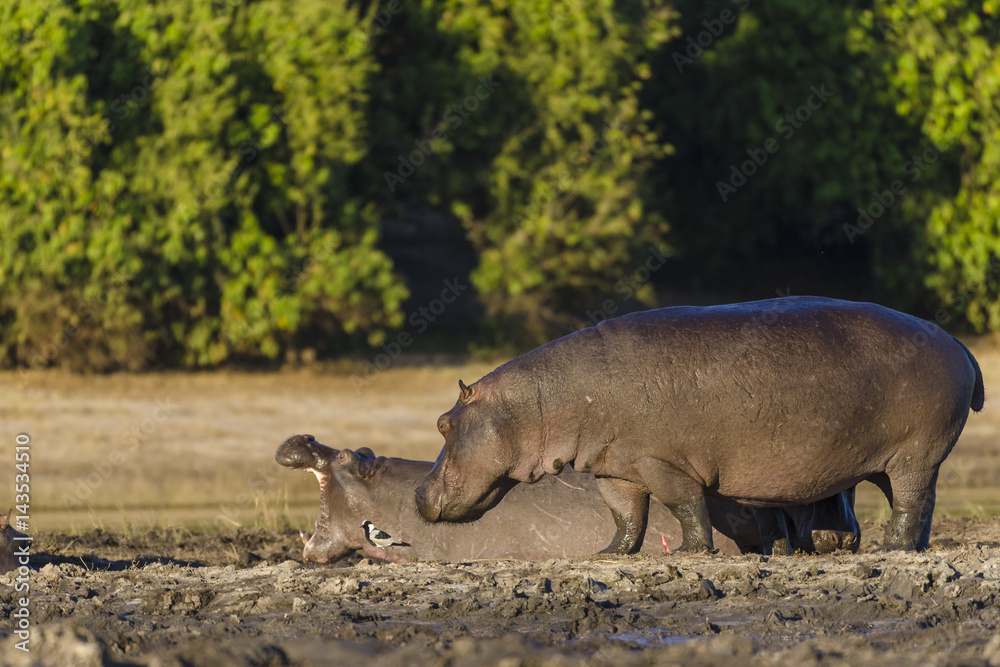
left=3, top=517, right=1000, bottom=666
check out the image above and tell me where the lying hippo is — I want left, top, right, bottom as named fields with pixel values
left=275, top=434, right=730, bottom=562
left=1, top=509, right=28, bottom=574
left=276, top=434, right=735, bottom=562
left=416, top=296, right=983, bottom=553
left=275, top=435, right=860, bottom=561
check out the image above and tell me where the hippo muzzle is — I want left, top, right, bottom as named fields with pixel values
left=416, top=463, right=517, bottom=523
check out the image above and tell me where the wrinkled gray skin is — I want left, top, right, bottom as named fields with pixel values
left=1, top=509, right=28, bottom=574
left=275, top=434, right=737, bottom=562
left=416, top=297, right=984, bottom=553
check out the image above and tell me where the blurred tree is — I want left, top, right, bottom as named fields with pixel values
left=0, top=0, right=408, bottom=370
left=367, top=0, right=677, bottom=342
left=2, top=0, right=999, bottom=373
left=644, top=0, right=1000, bottom=331
left=875, top=2, right=1000, bottom=330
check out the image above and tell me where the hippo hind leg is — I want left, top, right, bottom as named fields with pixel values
left=871, top=469, right=939, bottom=551
left=594, top=477, right=650, bottom=555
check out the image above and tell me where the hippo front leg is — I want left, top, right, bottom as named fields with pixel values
left=636, top=459, right=713, bottom=552
left=594, top=477, right=649, bottom=555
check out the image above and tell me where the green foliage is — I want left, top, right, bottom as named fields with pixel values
left=0, top=0, right=407, bottom=370
left=646, top=1, right=927, bottom=262
left=3, top=0, right=1000, bottom=372
left=644, top=0, right=1000, bottom=331
left=366, top=0, right=677, bottom=339
left=454, top=0, right=676, bottom=337
left=875, top=2, right=1000, bottom=330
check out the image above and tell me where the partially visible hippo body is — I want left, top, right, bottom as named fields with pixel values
left=713, top=489, right=860, bottom=555
left=1, top=509, right=28, bottom=574
left=276, top=434, right=741, bottom=562
left=416, top=297, right=983, bottom=553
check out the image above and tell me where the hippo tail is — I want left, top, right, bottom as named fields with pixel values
left=953, top=336, right=985, bottom=412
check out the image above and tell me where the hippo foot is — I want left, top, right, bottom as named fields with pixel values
left=882, top=509, right=929, bottom=551
left=595, top=536, right=642, bottom=556
left=591, top=549, right=628, bottom=559
left=766, top=537, right=793, bottom=557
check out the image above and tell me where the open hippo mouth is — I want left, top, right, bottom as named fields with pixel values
left=275, top=434, right=346, bottom=563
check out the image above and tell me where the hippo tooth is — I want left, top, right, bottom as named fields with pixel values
left=299, top=530, right=310, bottom=545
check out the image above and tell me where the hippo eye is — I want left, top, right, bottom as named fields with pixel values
left=437, top=415, right=451, bottom=436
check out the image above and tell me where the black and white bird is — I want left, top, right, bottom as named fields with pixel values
left=361, top=520, right=411, bottom=549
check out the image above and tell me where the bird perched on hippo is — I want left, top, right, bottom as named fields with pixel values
left=415, top=296, right=984, bottom=553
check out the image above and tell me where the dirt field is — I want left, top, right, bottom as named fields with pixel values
left=4, top=518, right=1000, bottom=665
left=2, top=339, right=1000, bottom=665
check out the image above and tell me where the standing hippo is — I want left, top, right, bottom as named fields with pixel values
left=416, top=297, right=983, bottom=553
left=275, top=434, right=734, bottom=562
left=1, top=509, right=28, bottom=574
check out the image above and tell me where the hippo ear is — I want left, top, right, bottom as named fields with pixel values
left=357, top=452, right=383, bottom=479
left=458, top=379, right=479, bottom=405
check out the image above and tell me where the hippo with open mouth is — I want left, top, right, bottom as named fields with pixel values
left=415, top=296, right=983, bottom=553
left=275, top=434, right=729, bottom=562
left=276, top=434, right=861, bottom=561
